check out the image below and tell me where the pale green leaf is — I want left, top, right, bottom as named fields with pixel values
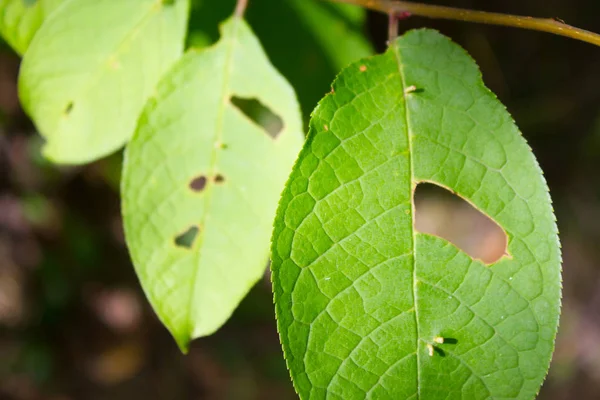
left=272, top=29, right=561, bottom=399
left=18, top=0, right=190, bottom=164
left=122, top=16, right=304, bottom=352
left=0, top=0, right=64, bottom=55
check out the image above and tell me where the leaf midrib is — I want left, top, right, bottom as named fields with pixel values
left=186, top=16, right=243, bottom=341
left=392, top=41, right=421, bottom=399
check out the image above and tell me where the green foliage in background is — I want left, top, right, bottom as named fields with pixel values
left=271, top=29, right=561, bottom=399
left=0, top=0, right=563, bottom=398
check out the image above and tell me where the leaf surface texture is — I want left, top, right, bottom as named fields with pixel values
left=272, top=29, right=561, bottom=399
left=122, top=17, right=304, bottom=351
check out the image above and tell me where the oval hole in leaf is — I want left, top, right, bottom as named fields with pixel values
left=230, top=96, right=283, bottom=139
left=189, top=175, right=207, bottom=192
left=214, top=174, right=225, bottom=184
left=174, top=226, right=199, bottom=249
left=414, top=182, right=508, bottom=264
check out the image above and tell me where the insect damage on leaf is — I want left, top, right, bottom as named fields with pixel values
left=230, top=96, right=284, bottom=139
left=122, top=16, right=303, bottom=353
left=271, top=29, right=561, bottom=399
left=189, top=175, right=208, bottom=192
left=174, top=226, right=200, bottom=249
left=213, top=174, right=226, bottom=184
left=414, top=182, right=509, bottom=265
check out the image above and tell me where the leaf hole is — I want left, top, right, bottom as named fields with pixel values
left=230, top=96, right=283, bottom=139
left=189, top=175, right=207, bottom=192
left=174, top=226, right=199, bottom=249
left=214, top=174, right=225, bottom=184
left=414, top=182, right=508, bottom=264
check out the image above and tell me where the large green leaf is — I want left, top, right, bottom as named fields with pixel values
left=0, top=0, right=64, bottom=55
left=18, top=0, right=189, bottom=164
left=272, top=29, right=561, bottom=399
left=122, top=16, right=304, bottom=352
left=187, top=0, right=373, bottom=118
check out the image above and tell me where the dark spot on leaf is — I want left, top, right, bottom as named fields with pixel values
left=414, top=182, right=508, bottom=264
left=23, top=0, right=37, bottom=7
left=174, top=226, right=199, bottom=249
left=65, top=102, right=74, bottom=115
left=214, top=174, right=225, bottom=184
left=162, top=0, right=175, bottom=5
left=220, top=143, right=229, bottom=150
left=189, top=175, right=207, bottom=192
left=230, top=96, right=284, bottom=139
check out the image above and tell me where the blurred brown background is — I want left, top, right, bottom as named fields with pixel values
left=0, top=0, right=599, bottom=399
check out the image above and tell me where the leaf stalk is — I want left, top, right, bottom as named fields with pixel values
left=235, top=0, right=248, bottom=17
left=328, top=0, right=600, bottom=47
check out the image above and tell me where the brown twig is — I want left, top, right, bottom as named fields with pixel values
left=328, top=0, right=600, bottom=47
left=388, top=12, right=399, bottom=42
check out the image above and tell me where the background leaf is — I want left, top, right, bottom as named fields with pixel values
left=272, top=29, right=561, bottom=399
left=18, top=0, right=190, bottom=164
left=0, top=0, right=64, bottom=55
left=122, top=16, right=304, bottom=352
left=187, top=0, right=373, bottom=120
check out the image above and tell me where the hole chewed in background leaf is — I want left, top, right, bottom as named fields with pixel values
left=189, top=175, right=207, bottom=192
left=230, top=96, right=283, bottom=139
left=414, top=182, right=508, bottom=264
left=214, top=174, right=225, bottom=184
left=174, top=226, right=199, bottom=249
